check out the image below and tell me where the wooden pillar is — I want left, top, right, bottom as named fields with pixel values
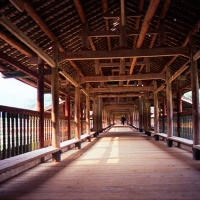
left=92, top=98, right=97, bottom=131
left=65, top=81, right=71, bottom=140
left=144, top=95, right=151, bottom=134
left=97, top=97, right=102, bottom=131
left=80, top=98, right=83, bottom=135
left=130, top=109, right=133, bottom=125
left=139, top=96, right=143, bottom=132
left=51, top=42, right=60, bottom=162
left=74, top=78, right=81, bottom=149
left=37, top=57, right=44, bottom=148
left=189, top=36, right=200, bottom=160
left=86, top=83, right=90, bottom=135
left=166, top=66, right=173, bottom=147
left=153, top=81, right=159, bottom=134
left=176, top=81, right=182, bottom=138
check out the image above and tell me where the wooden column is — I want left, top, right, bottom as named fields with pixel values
left=74, top=77, right=81, bottom=149
left=97, top=97, right=103, bottom=131
left=139, top=96, right=143, bottom=132
left=65, top=81, right=71, bottom=140
left=119, top=0, right=126, bottom=86
left=176, top=80, right=182, bottom=138
left=80, top=99, right=83, bottom=135
left=166, top=66, right=173, bottom=147
left=189, top=36, right=200, bottom=160
left=130, top=109, right=133, bottom=125
left=51, top=42, right=60, bottom=162
left=153, top=81, right=159, bottom=134
left=92, top=98, right=98, bottom=132
left=37, top=57, right=44, bottom=148
left=144, top=95, right=151, bottom=135
left=86, top=83, right=90, bottom=136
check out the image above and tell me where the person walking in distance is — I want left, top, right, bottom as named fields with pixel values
left=121, top=116, right=126, bottom=125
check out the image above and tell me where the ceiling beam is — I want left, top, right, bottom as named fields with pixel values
left=0, top=30, right=34, bottom=58
left=73, top=0, right=96, bottom=51
left=98, top=93, right=145, bottom=98
left=103, top=12, right=143, bottom=19
left=88, top=29, right=158, bottom=37
left=0, top=16, right=55, bottom=68
left=130, top=0, right=160, bottom=75
left=1, top=71, right=31, bottom=78
left=99, top=61, right=144, bottom=67
left=90, top=86, right=153, bottom=93
left=193, top=50, right=200, bottom=61
left=81, top=73, right=165, bottom=83
left=59, top=46, right=189, bottom=61
left=139, top=0, right=171, bottom=73
left=10, top=0, right=84, bottom=77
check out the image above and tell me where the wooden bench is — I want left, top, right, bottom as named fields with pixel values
left=168, top=136, right=193, bottom=147
left=154, top=133, right=167, bottom=141
left=0, top=132, right=97, bottom=183
left=0, top=147, right=59, bottom=183
left=154, top=133, right=193, bottom=148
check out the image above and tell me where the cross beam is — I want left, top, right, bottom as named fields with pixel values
left=81, top=73, right=165, bottom=83
left=90, top=86, right=154, bottom=93
left=59, top=46, right=189, bottom=61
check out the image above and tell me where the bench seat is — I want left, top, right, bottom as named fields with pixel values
left=168, top=136, right=193, bottom=146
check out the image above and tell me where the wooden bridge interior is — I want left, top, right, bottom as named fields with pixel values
left=0, top=0, right=200, bottom=199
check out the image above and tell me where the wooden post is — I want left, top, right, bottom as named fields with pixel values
left=86, top=83, right=90, bottom=136
left=65, top=81, right=71, bottom=140
left=74, top=76, right=81, bottom=149
left=92, top=98, right=98, bottom=132
left=189, top=36, right=200, bottom=160
left=139, top=96, right=143, bottom=132
left=37, top=57, right=44, bottom=148
left=176, top=80, right=182, bottom=138
left=153, top=81, right=159, bottom=134
left=97, top=97, right=102, bottom=132
left=166, top=65, right=173, bottom=147
left=51, top=42, right=60, bottom=162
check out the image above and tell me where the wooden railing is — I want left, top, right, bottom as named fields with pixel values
left=159, top=111, right=193, bottom=140
left=0, top=105, right=70, bottom=160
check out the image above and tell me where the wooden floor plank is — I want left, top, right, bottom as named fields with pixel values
left=0, top=125, right=200, bottom=200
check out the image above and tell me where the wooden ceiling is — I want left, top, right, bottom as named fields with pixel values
left=0, top=0, right=200, bottom=113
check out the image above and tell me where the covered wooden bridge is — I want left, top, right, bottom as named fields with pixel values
left=0, top=0, right=200, bottom=197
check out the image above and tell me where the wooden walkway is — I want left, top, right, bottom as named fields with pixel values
left=0, top=125, right=200, bottom=200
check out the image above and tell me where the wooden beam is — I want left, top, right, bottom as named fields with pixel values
left=81, top=73, right=165, bottom=83
left=0, top=16, right=55, bottom=67
left=98, top=93, right=145, bottom=98
left=59, top=71, right=79, bottom=87
left=88, top=29, right=159, bottom=37
left=9, top=0, right=24, bottom=12
left=193, top=50, right=200, bottom=61
left=130, top=0, right=160, bottom=75
left=90, top=86, right=154, bottom=93
left=59, top=46, right=189, bottom=61
left=0, top=30, right=34, bottom=58
left=155, top=84, right=165, bottom=93
left=169, top=63, right=189, bottom=83
left=99, top=61, right=144, bottom=67
left=1, top=71, right=30, bottom=78
left=103, top=12, right=143, bottom=19
left=0, top=50, right=38, bottom=79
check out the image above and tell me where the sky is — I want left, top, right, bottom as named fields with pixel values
left=0, top=74, right=37, bottom=109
